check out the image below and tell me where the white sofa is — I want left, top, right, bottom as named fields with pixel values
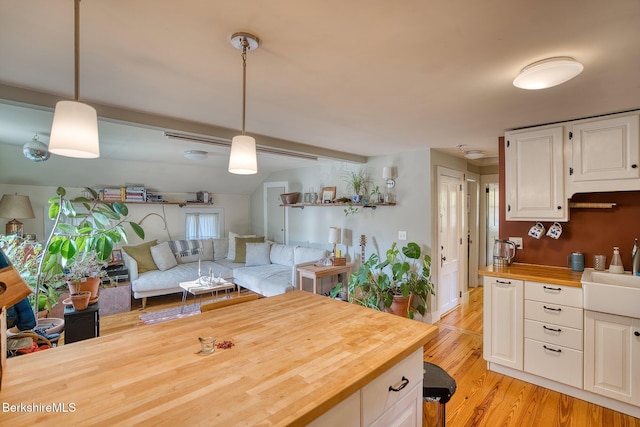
left=122, top=237, right=328, bottom=308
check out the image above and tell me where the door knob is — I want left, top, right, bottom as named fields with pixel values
left=635, top=331, right=640, bottom=337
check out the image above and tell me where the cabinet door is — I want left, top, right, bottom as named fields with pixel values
left=369, top=384, right=421, bottom=427
left=505, top=127, right=566, bottom=221
left=483, top=276, right=524, bottom=370
left=570, top=114, right=640, bottom=183
left=584, top=311, right=640, bottom=405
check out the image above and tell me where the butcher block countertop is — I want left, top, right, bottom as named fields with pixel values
left=480, top=263, right=583, bottom=288
left=1, top=291, right=438, bottom=426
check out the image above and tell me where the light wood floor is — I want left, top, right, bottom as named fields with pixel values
left=424, top=286, right=640, bottom=427
left=97, top=288, right=640, bottom=426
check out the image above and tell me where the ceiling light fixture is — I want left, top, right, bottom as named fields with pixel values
left=513, top=57, right=584, bottom=90
left=228, top=32, right=260, bottom=175
left=183, top=150, right=208, bottom=160
left=48, top=0, right=99, bottom=158
left=457, top=144, right=484, bottom=160
left=23, top=133, right=50, bottom=162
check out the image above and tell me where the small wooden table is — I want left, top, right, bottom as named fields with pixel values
left=297, top=263, right=353, bottom=294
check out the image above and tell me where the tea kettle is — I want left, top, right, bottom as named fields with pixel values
left=493, top=239, right=517, bottom=267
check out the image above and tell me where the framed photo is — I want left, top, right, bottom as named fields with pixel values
left=321, top=186, right=336, bottom=204
left=110, top=249, right=123, bottom=263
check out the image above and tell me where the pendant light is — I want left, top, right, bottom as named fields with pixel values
left=228, top=32, right=259, bottom=175
left=49, top=0, right=100, bottom=159
left=23, top=133, right=50, bottom=162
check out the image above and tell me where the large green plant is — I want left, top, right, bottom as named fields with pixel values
left=344, top=242, right=435, bottom=319
left=33, top=187, right=145, bottom=314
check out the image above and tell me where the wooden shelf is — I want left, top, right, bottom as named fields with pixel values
left=280, top=202, right=396, bottom=210
left=104, top=201, right=215, bottom=207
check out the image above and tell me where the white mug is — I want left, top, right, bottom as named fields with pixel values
left=546, top=222, right=562, bottom=239
left=528, top=222, right=545, bottom=239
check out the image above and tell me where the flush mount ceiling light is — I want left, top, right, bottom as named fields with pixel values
left=23, top=133, right=50, bottom=162
left=183, top=150, right=208, bottom=160
left=228, top=32, right=260, bottom=175
left=48, top=0, right=99, bottom=159
left=457, top=145, right=484, bottom=160
left=513, top=57, right=584, bottom=90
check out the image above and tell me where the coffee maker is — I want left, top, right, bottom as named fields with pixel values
left=493, top=239, right=517, bottom=267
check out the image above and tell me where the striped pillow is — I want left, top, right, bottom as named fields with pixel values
left=168, top=240, right=203, bottom=258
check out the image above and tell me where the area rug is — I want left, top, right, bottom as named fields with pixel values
left=139, top=305, right=202, bottom=325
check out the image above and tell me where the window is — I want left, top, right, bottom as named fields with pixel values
left=181, top=208, right=224, bottom=240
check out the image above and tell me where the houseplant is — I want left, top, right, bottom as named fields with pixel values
left=344, top=242, right=435, bottom=319
left=33, top=187, right=145, bottom=313
left=342, top=167, right=370, bottom=203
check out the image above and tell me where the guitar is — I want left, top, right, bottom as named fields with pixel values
left=360, top=234, right=367, bottom=262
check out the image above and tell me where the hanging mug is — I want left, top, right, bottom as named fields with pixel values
left=546, top=222, right=563, bottom=239
left=528, top=222, right=545, bottom=239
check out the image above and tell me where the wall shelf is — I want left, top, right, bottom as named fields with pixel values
left=280, top=202, right=396, bottom=210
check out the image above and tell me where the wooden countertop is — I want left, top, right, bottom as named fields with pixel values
left=1, top=291, right=438, bottom=425
left=480, top=263, right=583, bottom=287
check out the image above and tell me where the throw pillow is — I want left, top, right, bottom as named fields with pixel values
left=233, top=236, right=265, bottom=263
left=227, top=232, right=256, bottom=260
left=245, top=242, right=272, bottom=267
left=212, top=238, right=229, bottom=261
left=122, top=240, right=158, bottom=273
left=150, top=242, right=178, bottom=271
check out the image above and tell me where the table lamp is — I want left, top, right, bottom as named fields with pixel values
left=328, top=227, right=339, bottom=256
left=0, top=194, right=35, bottom=237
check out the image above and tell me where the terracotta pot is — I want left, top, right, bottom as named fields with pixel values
left=70, top=291, right=91, bottom=311
left=385, top=294, right=413, bottom=317
left=68, top=277, right=101, bottom=300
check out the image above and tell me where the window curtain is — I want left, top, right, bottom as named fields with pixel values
left=186, top=213, right=219, bottom=240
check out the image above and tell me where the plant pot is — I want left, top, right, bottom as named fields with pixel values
left=70, top=291, right=91, bottom=311
left=68, top=277, right=101, bottom=301
left=352, top=195, right=363, bottom=203
left=385, top=294, right=413, bottom=317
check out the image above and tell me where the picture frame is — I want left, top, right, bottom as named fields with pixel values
left=321, top=186, right=336, bottom=204
left=110, top=249, right=123, bottom=264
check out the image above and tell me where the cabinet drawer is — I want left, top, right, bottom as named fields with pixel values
left=361, top=348, right=423, bottom=426
left=525, top=300, right=583, bottom=329
left=369, top=384, right=421, bottom=427
left=525, top=281, right=583, bottom=308
left=524, top=319, right=583, bottom=351
left=524, top=338, right=583, bottom=389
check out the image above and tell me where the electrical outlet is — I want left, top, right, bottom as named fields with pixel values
left=509, top=237, right=523, bottom=249
left=398, top=231, right=407, bottom=241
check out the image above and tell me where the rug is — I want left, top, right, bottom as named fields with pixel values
left=139, top=297, right=231, bottom=325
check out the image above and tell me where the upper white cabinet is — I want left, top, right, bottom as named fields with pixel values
left=566, top=113, right=640, bottom=196
left=505, top=126, right=567, bottom=221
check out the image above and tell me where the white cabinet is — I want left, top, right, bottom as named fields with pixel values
left=584, top=311, right=640, bottom=406
left=483, top=275, right=524, bottom=370
left=566, top=113, right=640, bottom=196
left=504, top=126, right=567, bottom=221
left=523, top=282, right=584, bottom=388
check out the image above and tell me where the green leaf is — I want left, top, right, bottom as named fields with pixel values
left=402, top=242, right=421, bottom=259
left=129, top=222, right=145, bottom=239
left=56, top=223, right=78, bottom=235
left=48, top=202, right=60, bottom=220
left=56, top=187, right=66, bottom=197
left=95, top=235, right=114, bottom=261
left=112, top=202, right=128, bottom=216
left=59, top=239, right=78, bottom=261
left=92, top=212, right=110, bottom=227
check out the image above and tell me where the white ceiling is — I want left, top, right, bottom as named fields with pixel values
left=0, top=0, right=639, bottom=192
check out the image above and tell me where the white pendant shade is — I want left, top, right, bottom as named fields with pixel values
left=49, top=100, right=100, bottom=158
left=513, top=57, right=584, bottom=90
left=228, top=135, right=257, bottom=174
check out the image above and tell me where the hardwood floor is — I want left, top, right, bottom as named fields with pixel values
left=423, top=286, right=640, bottom=427
left=96, top=287, right=640, bottom=426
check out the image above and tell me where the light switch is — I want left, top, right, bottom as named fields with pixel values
left=398, top=231, right=407, bottom=241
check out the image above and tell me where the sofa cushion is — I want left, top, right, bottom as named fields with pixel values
left=270, top=244, right=295, bottom=267
left=212, top=238, right=229, bottom=261
left=122, top=240, right=158, bottom=273
left=245, top=242, right=271, bottom=267
left=227, top=232, right=256, bottom=260
left=150, top=242, right=178, bottom=271
left=167, top=239, right=213, bottom=264
left=234, top=236, right=265, bottom=263
left=232, top=264, right=294, bottom=297
left=294, top=246, right=328, bottom=265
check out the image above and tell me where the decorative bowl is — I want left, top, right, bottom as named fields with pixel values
left=280, top=192, right=301, bottom=204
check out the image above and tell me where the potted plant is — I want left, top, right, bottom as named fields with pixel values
left=342, top=167, right=370, bottom=203
left=344, top=242, right=435, bottom=319
left=33, top=187, right=145, bottom=312
left=370, top=185, right=383, bottom=204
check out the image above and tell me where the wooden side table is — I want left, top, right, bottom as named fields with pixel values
left=297, top=263, right=354, bottom=295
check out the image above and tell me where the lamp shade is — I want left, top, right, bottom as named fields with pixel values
left=49, top=100, right=100, bottom=158
left=0, top=194, right=35, bottom=219
left=464, top=150, right=484, bottom=160
left=328, top=227, right=339, bottom=244
left=228, top=135, right=258, bottom=174
left=513, top=57, right=584, bottom=90
left=382, top=167, right=394, bottom=179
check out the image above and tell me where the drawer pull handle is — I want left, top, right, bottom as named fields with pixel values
left=543, top=305, right=562, bottom=312
left=543, top=345, right=562, bottom=353
left=388, top=376, right=410, bottom=392
left=496, top=280, right=512, bottom=285
left=543, top=325, right=562, bottom=333
left=543, top=286, right=562, bottom=291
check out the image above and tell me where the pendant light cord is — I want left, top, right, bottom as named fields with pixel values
left=240, top=39, right=248, bottom=135
left=74, top=0, right=80, bottom=101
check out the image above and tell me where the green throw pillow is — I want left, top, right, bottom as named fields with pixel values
left=233, top=236, right=265, bottom=263
left=123, top=240, right=158, bottom=273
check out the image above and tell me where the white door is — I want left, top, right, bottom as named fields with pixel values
left=466, top=173, right=479, bottom=288
left=264, top=182, right=287, bottom=243
left=437, top=167, right=462, bottom=315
